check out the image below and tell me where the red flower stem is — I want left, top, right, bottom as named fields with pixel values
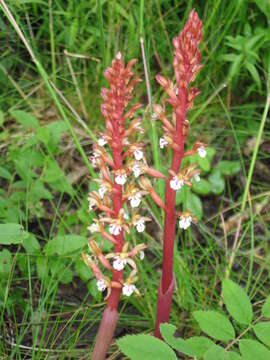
left=154, top=89, right=187, bottom=338
left=91, top=139, right=124, bottom=359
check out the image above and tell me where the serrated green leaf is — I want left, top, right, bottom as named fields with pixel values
left=216, top=161, right=241, bottom=176
left=254, top=322, right=270, bottom=347
left=0, top=223, right=27, bottom=244
left=45, top=235, right=87, bottom=256
left=194, top=310, right=235, bottom=341
left=10, top=110, right=39, bottom=129
left=262, top=295, right=270, bottom=317
left=222, top=279, right=253, bottom=324
left=239, top=339, right=270, bottom=359
left=192, top=179, right=212, bottom=195
left=208, top=169, right=225, bottom=195
left=117, top=334, right=177, bottom=360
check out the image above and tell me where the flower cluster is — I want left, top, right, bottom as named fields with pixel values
left=82, top=53, right=160, bottom=299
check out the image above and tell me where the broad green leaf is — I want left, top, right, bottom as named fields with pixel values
left=186, top=191, right=203, bottom=220
left=208, top=170, right=225, bottom=195
left=0, top=223, right=27, bottom=244
left=22, top=233, right=40, bottom=254
left=160, top=323, right=214, bottom=357
left=198, top=156, right=211, bottom=172
left=254, top=322, right=270, bottom=346
left=0, top=249, right=12, bottom=277
left=227, top=352, right=242, bottom=360
left=45, top=235, right=87, bottom=256
left=222, top=279, right=253, bottom=324
left=0, top=166, right=12, bottom=180
left=10, top=110, right=39, bottom=129
left=216, top=161, right=241, bottom=176
left=262, top=295, right=270, bottom=317
left=175, top=187, right=185, bottom=205
left=193, top=310, right=235, bottom=341
left=203, top=344, right=227, bottom=360
left=239, top=339, right=270, bottom=359
left=192, top=179, right=212, bottom=195
left=117, top=334, right=177, bottom=360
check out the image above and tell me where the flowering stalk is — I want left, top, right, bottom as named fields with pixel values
left=153, top=10, right=204, bottom=337
left=83, top=53, right=154, bottom=360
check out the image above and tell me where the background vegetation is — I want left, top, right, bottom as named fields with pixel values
left=0, top=0, right=269, bottom=358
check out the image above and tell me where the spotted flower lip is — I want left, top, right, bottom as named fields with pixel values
left=133, top=149, right=144, bottom=161
left=179, top=215, right=192, bottom=230
left=98, top=137, right=108, bottom=147
left=88, top=222, right=100, bottom=234
left=197, top=145, right=207, bottom=158
left=122, top=283, right=136, bottom=296
left=97, top=278, right=107, bottom=292
left=113, top=257, right=127, bottom=271
left=159, top=137, right=168, bottom=149
left=170, top=176, right=184, bottom=190
left=114, top=169, right=127, bottom=185
left=109, top=223, right=122, bottom=236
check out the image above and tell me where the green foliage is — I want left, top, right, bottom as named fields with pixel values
left=222, top=279, right=253, bottom=325
left=117, top=334, right=177, bottom=360
left=0, top=223, right=27, bottom=244
left=118, top=279, right=270, bottom=359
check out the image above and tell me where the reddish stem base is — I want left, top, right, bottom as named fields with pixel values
left=154, top=275, right=175, bottom=338
left=91, top=307, right=119, bottom=360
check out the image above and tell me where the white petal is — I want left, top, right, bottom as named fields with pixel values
left=98, top=186, right=107, bottom=199
left=132, top=164, right=141, bottom=178
left=129, top=193, right=141, bottom=208
left=97, top=279, right=106, bottom=292
left=197, top=146, right=207, bottom=158
left=109, top=224, right=121, bottom=236
left=98, top=138, right=107, bottom=147
left=122, top=284, right=136, bottom=296
left=135, top=219, right=145, bottom=233
left=113, top=258, right=126, bottom=271
left=159, top=137, right=168, bottom=149
left=194, top=174, right=200, bottom=182
left=115, top=174, right=127, bottom=185
left=151, top=113, right=157, bottom=120
left=134, top=149, right=143, bottom=161
left=88, top=223, right=99, bottom=233
left=170, top=176, right=183, bottom=191
left=139, top=251, right=145, bottom=260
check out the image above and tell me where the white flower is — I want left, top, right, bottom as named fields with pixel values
left=194, top=174, right=200, bottom=182
left=129, top=192, right=142, bottom=208
left=97, top=279, right=107, bottom=292
left=98, top=137, right=107, bottom=147
left=179, top=215, right=192, bottom=230
left=113, top=257, right=127, bottom=271
left=132, top=164, right=141, bottom=178
left=139, top=251, right=145, bottom=260
left=170, top=176, right=184, bottom=190
left=133, top=149, right=144, bottom=161
left=197, top=146, right=207, bottom=158
left=98, top=185, right=107, bottom=199
left=123, top=211, right=129, bottom=220
left=115, top=173, right=127, bottom=185
left=151, top=113, right=157, bottom=120
left=109, top=223, right=122, bottom=236
left=122, top=283, right=136, bottom=297
left=159, top=137, right=168, bottom=149
left=90, top=152, right=99, bottom=168
left=175, top=87, right=179, bottom=96
left=123, top=138, right=130, bottom=146
left=135, top=218, right=145, bottom=233
left=88, top=222, right=99, bottom=233
left=88, top=198, right=96, bottom=211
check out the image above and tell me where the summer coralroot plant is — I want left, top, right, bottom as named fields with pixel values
left=153, top=10, right=205, bottom=337
left=82, top=53, right=165, bottom=360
